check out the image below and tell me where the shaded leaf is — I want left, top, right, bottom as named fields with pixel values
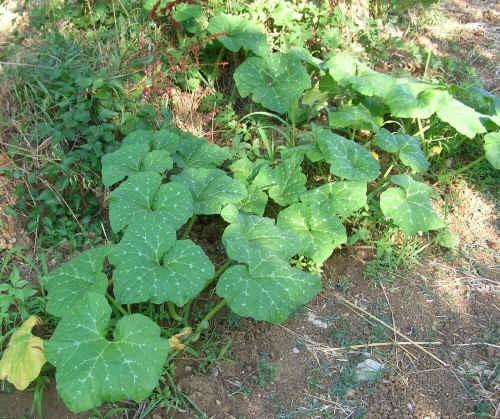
left=174, top=132, right=230, bottom=168
left=0, top=316, right=46, bottom=390
left=313, top=128, right=380, bottom=181
left=375, top=128, right=429, bottom=172
left=254, top=150, right=307, bottom=206
left=208, top=13, right=268, bottom=56
left=45, top=293, right=169, bottom=413
left=277, top=201, right=347, bottom=265
left=217, top=259, right=321, bottom=323
left=328, top=104, right=380, bottom=132
left=172, top=168, right=247, bottom=215
left=222, top=212, right=301, bottom=265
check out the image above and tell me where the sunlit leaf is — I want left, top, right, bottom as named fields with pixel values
left=0, top=316, right=46, bottom=390
left=45, top=293, right=169, bottom=413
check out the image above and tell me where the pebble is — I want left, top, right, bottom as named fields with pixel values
left=292, top=347, right=300, bottom=354
left=356, top=359, right=384, bottom=382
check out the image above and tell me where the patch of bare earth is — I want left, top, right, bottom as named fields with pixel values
left=417, top=0, right=499, bottom=90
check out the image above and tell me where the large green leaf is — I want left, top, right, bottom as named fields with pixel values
left=222, top=212, right=301, bottom=265
left=108, top=173, right=193, bottom=232
left=327, top=53, right=488, bottom=138
left=216, top=259, right=321, bottom=323
left=380, top=175, right=444, bottom=235
left=328, top=104, right=380, bottom=132
left=207, top=13, right=268, bottom=56
left=484, top=132, right=500, bottom=169
left=230, top=157, right=269, bottom=215
left=383, top=81, right=440, bottom=119
left=109, top=219, right=214, bottom=305
left=45, top=293, right=169, bottom=413
left=172, top=168, right=247, bottom=215
left=102, top=130, right=176, bottom=186
left=277, top=201, right=347, bottom=265
left=313, top=128, right=380, bottom=181
left=375, top=128, right=429, bottom=172
left=45, top=247, right=110, bottom=317
left=300, top=181, right=367, bottom=217
left=253, top=151, right=307, bottom=206
left=234, top=53, right=311, bottom=114
left=435, top=95, right=487, bottom=138
left=174, top=132, right=230, bottom=168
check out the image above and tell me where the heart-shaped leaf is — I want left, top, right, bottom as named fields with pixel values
left=109, top=216, right=214, bottom=306
left=254, top=150, right=307, bottom=206
left=174, top=132, right=230, bottom=168
left=172, top=168, right=247, bottom=215
left=216, top=259, right=321, bottom=323
left=277, top=201, right=347, bottom=265
left=0, top=316, right=46, bottom=390
left=222, top=212, right=301, bottom=265
left=300, top=181, right=367, bottom=217
left=328, top=104, right=380, bottom=132
left=484, top=132, right=500, bottom=169
left=375, top=128, right=429, bottom=172
left=45, top=293, right=169, bottom=413
left=313, top=128, right=380, bottom=181
left=102, top=130, right=175, bottom=186
left=208, top=13, right=268, bottom=56
left=45, top=246, right=110, bottom=317
left=108, top=172, right=193, bottom=232
left=234, top=53, right=311, bottom=114
left=380, top=175, right=444, bottom=235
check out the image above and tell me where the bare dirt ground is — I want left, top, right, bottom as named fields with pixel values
left=0, top=1, right=498, bottom=418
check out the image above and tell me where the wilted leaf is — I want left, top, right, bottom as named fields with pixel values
left=0, top=316, right=46, bottom=390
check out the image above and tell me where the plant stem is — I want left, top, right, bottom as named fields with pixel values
left=205, top=259, right=232, bottom=288
left=182, top=301, right=192, bottom=324
left=451, top=155, right=486, bottom=176
left=168, top=301, right=184, bottom=323
left=192, top=299, right=227, bottom=342
left=106, top=293, right=127, bottom=316
left=181, top=215, right=197, bottom=240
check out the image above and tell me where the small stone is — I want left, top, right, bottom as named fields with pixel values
left=184, top=365, right=192, bottom=372
left=356, top=359, right=384, bottom=382
left=216, top=399, right=221, bottom=406
left=292, top=347, right=300, bottom=354
left=208, top=367, right=219, bottom=377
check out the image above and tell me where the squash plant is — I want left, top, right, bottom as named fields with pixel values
left=33, top=116, right=450, bottom=412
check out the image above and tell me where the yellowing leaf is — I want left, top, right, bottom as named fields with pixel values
left=0, top=316, right=46, bottom=390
